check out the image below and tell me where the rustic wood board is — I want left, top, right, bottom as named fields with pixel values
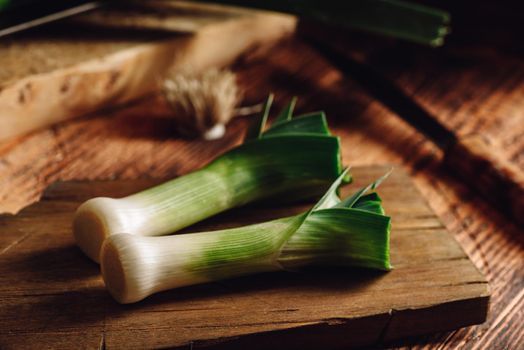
left=0, top=1, right=295, bottom=141
left=0, top=166, right=489, bottom=349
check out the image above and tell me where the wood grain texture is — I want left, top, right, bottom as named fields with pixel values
left=301, top=24, right=524, bottom=228
left=444, top=134, right=524, bottom=227
left=0, top=1, right=295, bottom=141
left=0, top=166, right=488, bottom=349
left=0, top=4, right=523, bottom=347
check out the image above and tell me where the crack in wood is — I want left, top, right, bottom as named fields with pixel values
left=377, top=308, right=398, bottom=345
left=98, top=331, right=106, bottom=350
left=0, top=231, right=31, bottom=256
left=139, top=306, right=225, bottom=313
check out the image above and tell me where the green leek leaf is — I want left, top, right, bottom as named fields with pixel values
left=262, top=112, right=331, bottom=137
left=272, top=97, right=297, bottom=126
left=244, top=93, right=274, bottom=141
left=336, top=169, right=392, bottom=208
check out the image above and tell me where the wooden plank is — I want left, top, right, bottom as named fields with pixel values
left=0, top=1, right=296, bottom=141
left=0, top=12, right=522, bottom=348
left=0, top=166, right=489, bottom=349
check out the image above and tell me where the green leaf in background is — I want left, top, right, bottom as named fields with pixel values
left=0, top=0, right=10, bottom=10
left=202, top=0, right=450, bottom=46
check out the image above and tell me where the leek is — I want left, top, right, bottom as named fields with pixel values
left=101, top=169, right=391, bottom=304
left=201, top=0, right=450, bottom=47
left=73, top=95, right=345, bottom=262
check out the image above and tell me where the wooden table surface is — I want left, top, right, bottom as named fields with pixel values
left=1, top=4, right=523, bottom=349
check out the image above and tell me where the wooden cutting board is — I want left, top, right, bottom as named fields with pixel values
left=0, top=1, right=295, bottom=141
left=0, top=166, right=488, bottom=349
